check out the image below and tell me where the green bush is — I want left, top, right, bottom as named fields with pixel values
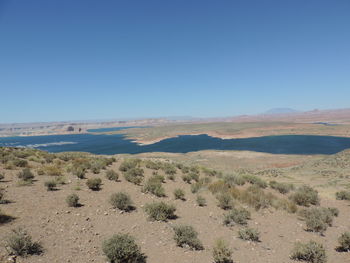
left=66, top=193, right=79, bottom=207
left=290, top=241, right=326, bottom=263
left=102, top=233, right=146, bottom=263
left=13, top=158, right=28, bottom=167
left=106, top=170, right=119, bottom=181
left=142, top=175, right=165, bottom=197
left=173, top=225, right=203, bottom=250
left=243, top=175, right=267, bottom=188
left=144, top=160, right=162, bottom=170
left=223, top=207, right=251, bottom=226
left=144, top=202, right=176, bottom=221
left=223, top=174, right=246, bottom=187
left=301, top=207, right=334, bottom=234
left=86, top=178, right=102, bottom=191
left=269, top=180, right=294, bottom=194
left=162, top=163, right=177, bottom=175
left=110, top=192, right=134, bottom=212
left=174, top=188, right=185, bottom=200
left=119, top=159, right=141, bottom=172
left=44, top=180, right=57, bottom=191
left=5, top=228, right=43, bottom=256
left=335, top=190, right=350, bottom=200
left=196, top=195, right=207, bottom=206
left=212, top=239, right=233, bottom=263
left=124, top=168, right=144, bottom=185
left=238, top=227, right=260, bottom=242
left=17, top=168, right=34, bottom=181
left=73, top=167, right=86, bottom=179
left=337, top=232, right=350, bottom=252
left=217, top=193, right=234, bottom=210
left=290, top=185, right=319, bottom=206
left=182, top=174, right=192, bottom=184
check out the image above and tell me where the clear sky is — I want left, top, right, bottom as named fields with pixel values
left=0, top=0, right=349, bottom=123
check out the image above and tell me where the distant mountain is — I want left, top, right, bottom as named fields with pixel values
left=264, top=108, right=299, bottom=115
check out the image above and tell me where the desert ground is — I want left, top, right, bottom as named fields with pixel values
left=0, top=147, right=349, bottom=263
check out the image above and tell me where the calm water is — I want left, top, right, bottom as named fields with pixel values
left=1, top=132, right=350, bottom=155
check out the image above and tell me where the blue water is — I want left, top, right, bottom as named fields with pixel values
left=1, top=133, right=350, bottom=155
left=87, top=126, right=144, bottom=133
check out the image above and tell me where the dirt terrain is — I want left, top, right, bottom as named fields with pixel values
left=0, top=148, right=349, bottom=263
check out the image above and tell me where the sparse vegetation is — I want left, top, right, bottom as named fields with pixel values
left=300, top=207, right=335, bottom=234
left=196, top=195, right=207, bottom=206
left=0, top=209, right=14, bottom=224
left=173, top=225, right=203, bottom=250
left=269, top=180, right=294, bottom=194
left=124, top=167, right=144, bottom=185
left=335, top=190, right=350, bottom=200
left=106, top=169, right=119, bottom=181
left=66, top=193, right=80, bottom=207
left=223, top=207, right=251, bottom=226
left=17, top=168, right=34, bottom=182
left=238, top=227, right=260, bottom=242
left=0, top=173, right=4, bottom=181
left=337, top=232, right=350, bottom=252
left=5, top=228, right=43, bottom=256
left=102, top=233, right=146, bottom=263
left=290, top=240, right=326, bottom=263
left=44, top=180, right=57, bottom=191
left=217, top=193, right=234, bottom=210
left=212, top=239, right=233, bottom=263
left=144, top=202, right=176, bottom=221
left=174, top=188, right=185, bottom=200
left=290, top=185, right=320, bottom=206
left=142, top=175, right=165, bottom=197
left=110, top=192, right=134, bottom=212
left=86, top=178, right=102, bottom=190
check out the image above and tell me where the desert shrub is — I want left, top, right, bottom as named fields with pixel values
left=66, top=193, right=79, bottom=207
left=110, top=192, right=134, bottom=212
left=144, top=202, right=176, bottom=221
left=86, top=178, right=102, bottom=191
left=17, top=168, right=34, bottom=182
left=239, top=186, right=272, bottom=210
left=162, top=163, right=177, bottom=175
left=174, top=188, right=185, bottom=200
left=73, top=167, right=86, bottom=179
left=189, top=172, right=200, bottom=182
left=106, top=170, right=119, bottom=181
left=212, top=239, right=233, bottom=263
left=196, top=195, right=207, bottom=206
left=36, top=168, right=44, bottom=175
left=202, top=167, right=220, bottom=177
left=124, top=168, right=144, bottom=185
left=290, top=185, right=319, bottom=206
left=5, top=228, right=43, bottom=256
left=223, top=207, right=251, bottom=226
left=290, top=241, right=326, bottom=263
left=208, top=180, right=230, bottom=194
left=223, top=174, right=246, bottom=187
left=0, top=173, right=4, bottom=181
left=167, top=174, right=175, bottom=181
left=269, top=180, right=294, bottom=194
left=182, top=174, right=192, bottom=184
left=243, top=175, right=267, bottom=188
left=119, top=159, right=141, bottom=172
left=44, top=180, right=57, bottom=191
left=301, top=207, right=334, bottom=234
left=335, top=190, right=350, bottom=200
left=191, top=182, right=202, bottom=193
left=337, top=232, right=350, bottom=252
left=144, top=160, right=162, bottom=170
left=271, top=198, right=298, bottom=213
left=0, top=209, right=14, bottom=224
left=0, top=189, right=4, bottom=203
left=42, top=165, right=62, bottom=176
left=327, top=207, right=339, bottom=217
left=142, top=176, right=165, bottom=197
left=102, top=233, right=146, bottom=263
left=217, top=193, right=234, bottom=210
left=13, top=158, right=28, bottom=167
left=173, top=225, right=203, bottom=250
left=238, top=227, right=260, bottom=242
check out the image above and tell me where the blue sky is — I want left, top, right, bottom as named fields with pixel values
left=0, top=0, right=349, bottom=123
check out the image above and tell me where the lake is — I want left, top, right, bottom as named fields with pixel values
left=1, top=132, right=350, bottom=155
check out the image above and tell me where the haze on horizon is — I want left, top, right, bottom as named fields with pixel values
left=0, top=0, right=349, bottom=123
